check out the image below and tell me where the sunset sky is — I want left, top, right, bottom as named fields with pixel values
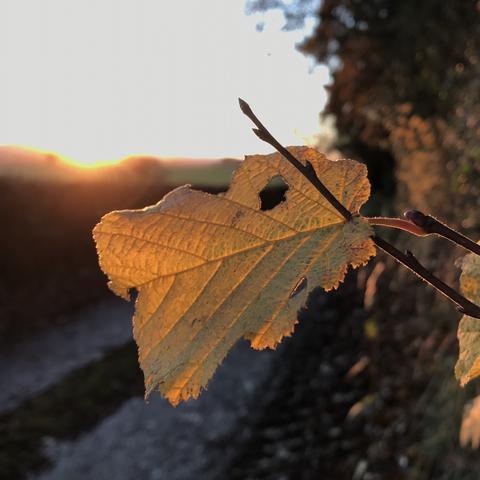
left=0, top=0, right=328, bottom=166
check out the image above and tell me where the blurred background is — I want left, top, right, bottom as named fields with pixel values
left=1, top=1, right=480, bottom=479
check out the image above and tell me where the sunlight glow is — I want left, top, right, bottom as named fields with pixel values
left=18, top=146, right=130, bottom=169
left=0, top=0, right=329, bottom=166
left=59, top=156, right=126, bottom=169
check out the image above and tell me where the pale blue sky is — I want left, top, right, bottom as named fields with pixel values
left=0, top=0, right=329, bottom=165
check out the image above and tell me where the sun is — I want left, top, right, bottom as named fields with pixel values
left=59, top=154, right=124, bottom=169
left=50, top=146, right=127, bottom=168
left=17, top=145, right=126, bottom=169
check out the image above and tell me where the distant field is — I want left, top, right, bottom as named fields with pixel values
left=164, top=162, right=238, bottom=188
left=0, top=161, right=238, bottom=188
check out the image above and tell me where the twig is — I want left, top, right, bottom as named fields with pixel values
left=240, top=99, right=480, bottom=318
left=404, top=210, right=480, bottom=257
left=372, top=236, right=480, bottom=319
left=238, top=98, right=352, bottom=221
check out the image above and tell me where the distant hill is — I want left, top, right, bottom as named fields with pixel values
left=0, top=146, right=241, bottom=187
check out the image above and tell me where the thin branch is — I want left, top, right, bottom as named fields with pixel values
left=238, top=98, right=352, bottom=222
left=372, top=235, right=480, bottom=319
left=367, top=217, right=427, bottom=236
left=239, top=99, right=480, bottom=318
left=404, top=210, right=480, bottom=257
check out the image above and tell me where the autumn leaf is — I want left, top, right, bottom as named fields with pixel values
left=460, top=395, right=480, bottom=449
left=456, top=245, right=480, bottom=386
left=93, top=146, right=375, bottom=405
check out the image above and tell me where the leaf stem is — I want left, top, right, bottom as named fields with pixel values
left=372, top=235, right=480, bottom=319
left=368, top=212, right=480, bottom=257
left=238, top=98, right=352, bottom=222
left=367, top=217, right=427, bottom=236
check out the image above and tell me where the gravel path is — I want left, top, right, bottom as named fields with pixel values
left=32, top=341, right=276, bottom=480
left=0, top=298, right=133, bottom=412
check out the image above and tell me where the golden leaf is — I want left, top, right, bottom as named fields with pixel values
left=456, top=246, right=480, bottom=386
left=94, top=147, right=375, bottom=405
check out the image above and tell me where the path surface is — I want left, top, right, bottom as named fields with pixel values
left=0, top=299, right=133, bottom=412
left=33, top=341, right=275, bottom=480
left=1, top=296, right=277, bottom=479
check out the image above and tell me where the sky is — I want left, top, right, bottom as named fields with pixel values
left=0, top=0, right=329, bottom=165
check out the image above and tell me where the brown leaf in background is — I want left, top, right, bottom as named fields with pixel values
left=461, top=395, right=480, bottom=448
left=455, top=246, right=480, bottom=386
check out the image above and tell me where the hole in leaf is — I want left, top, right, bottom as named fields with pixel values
left=259, top=175, right=289, bottom=211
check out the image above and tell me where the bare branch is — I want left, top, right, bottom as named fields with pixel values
left=372, top=236, right=480, bottom=319
left=240, top=99, right=480, bottom=319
